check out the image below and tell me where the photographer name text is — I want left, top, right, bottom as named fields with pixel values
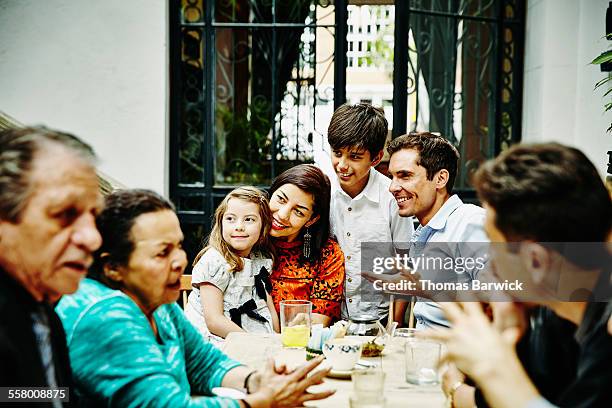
left=372, top=279, right=524, bottom=292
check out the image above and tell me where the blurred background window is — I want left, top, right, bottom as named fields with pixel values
left=169, top=0, right=525, bottom=267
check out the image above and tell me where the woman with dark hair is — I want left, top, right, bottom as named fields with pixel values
left=268, top=164, right=345, bottom=326
left=56, top=189, right=333, bottom=408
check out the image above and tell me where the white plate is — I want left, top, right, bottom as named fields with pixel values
left=323, top=363, right=369, bottom=379
left=211, top=387, right=247, bottom=399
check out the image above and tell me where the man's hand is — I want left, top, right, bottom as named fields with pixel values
left=420, top=302, right=523, bottom=382
left=441, top=364, right=466, bottom=397
left=420, top=302, right=541, bottom=408
left=490, top=302, right=529, bottom=339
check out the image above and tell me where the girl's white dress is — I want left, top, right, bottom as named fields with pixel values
left=185, top=248, right=274, bottom=344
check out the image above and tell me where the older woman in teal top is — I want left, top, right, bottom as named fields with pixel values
left=56, top=189, right=333, bottom=408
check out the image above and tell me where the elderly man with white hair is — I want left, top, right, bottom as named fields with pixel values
left=0, top=127, right=103, bottom=405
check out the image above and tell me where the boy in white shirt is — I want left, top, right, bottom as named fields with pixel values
left=326, top=103, right=414, bottom=321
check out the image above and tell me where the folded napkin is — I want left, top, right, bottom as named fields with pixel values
left=307, top=320, right=348, bottom=351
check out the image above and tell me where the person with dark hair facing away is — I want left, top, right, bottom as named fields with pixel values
left=0, top=127, right=103, bottom=406
left=56, top=189, right=334, bottom=407
left=268, top=164, right=345, bottom=326
left=441, top=304, right=580, bottom=408
left=426, top=143, right=612, bottom=408
left=325, top=103, right=414, bottom=322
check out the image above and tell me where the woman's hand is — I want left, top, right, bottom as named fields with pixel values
left=311, top=313, right=331, bottom=327
left=249, top=355, right=334, bottom=408
left=288, top=312, right=310, bottom=326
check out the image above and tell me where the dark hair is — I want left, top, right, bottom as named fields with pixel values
left=387, top=132, right=460, bottom=194
left=327, top=103, right=388, bottom=158
left=269, top=164, right=331, bottom=262
left=0, top=126, right=95, bottom=222
left=474, top=143, right=612, bottom=243
left=88, top=189, right=175, bottom=287
left=475, top=144, right=612, bottom=272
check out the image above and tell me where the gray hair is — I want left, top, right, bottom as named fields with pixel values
left=0, top=126, right=96, bottom=222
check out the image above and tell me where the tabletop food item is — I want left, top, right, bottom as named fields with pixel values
left=361, top=338, right=385, bottom=357
left=346, top=315, right=388, bottom=357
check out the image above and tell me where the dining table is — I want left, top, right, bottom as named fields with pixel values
left=221, top=332, right=446, bottom=407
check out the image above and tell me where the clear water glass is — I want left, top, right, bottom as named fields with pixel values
left=349, top=394, right=386, bottom=408
left=352, top=368, right=386, bottom=396
left=404, top=340, right=441, bottom=385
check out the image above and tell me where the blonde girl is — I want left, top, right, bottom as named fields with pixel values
left=185, top=187, right=279, bottom=342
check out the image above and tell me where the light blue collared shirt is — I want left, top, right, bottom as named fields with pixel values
left=411, top=195, right=489, bottom=329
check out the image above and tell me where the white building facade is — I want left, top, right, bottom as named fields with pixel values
left=0, top=0, right=609, bottom=196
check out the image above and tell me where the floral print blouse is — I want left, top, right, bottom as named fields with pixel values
left=270, top=237, right=345, bottom=321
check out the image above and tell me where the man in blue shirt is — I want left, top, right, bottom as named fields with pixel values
left=384, top=132, right=489, bottom=329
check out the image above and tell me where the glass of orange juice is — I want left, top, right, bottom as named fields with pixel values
left=280, top=300, right=312, bottom=348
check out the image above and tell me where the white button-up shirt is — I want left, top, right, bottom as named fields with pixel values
left=328, top=167, right=415, bottom=320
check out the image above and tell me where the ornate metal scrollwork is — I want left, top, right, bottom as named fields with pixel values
left=405, top=0, right=524, bottom=190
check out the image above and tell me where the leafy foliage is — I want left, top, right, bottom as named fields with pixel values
left=591, top=34, right=612, bottom=132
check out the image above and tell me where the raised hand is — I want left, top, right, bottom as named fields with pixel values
left=258, top=355, right=335, bottom=408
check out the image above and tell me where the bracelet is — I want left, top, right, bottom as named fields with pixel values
left=240, top=399, right=252, bottom=408
left=448, top=381, right=464, bottom=408
left=243, top=370, right=258, bottom=394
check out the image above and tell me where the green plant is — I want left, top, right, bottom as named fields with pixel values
left=591, top=33, right=612, bottom=132
left=365, top=26, right=394, bottom=74
left=216, top=100, right=272, bottom=184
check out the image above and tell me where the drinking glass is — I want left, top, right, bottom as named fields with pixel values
left=352, top=368, right=386, bottom=396
left=349, top=394, right=386, bottom=408
left=280, top=300, right=312, bottom=348
left=394, top=327, right=418, bottom=340
left=404, top=340, right=441, bottom=385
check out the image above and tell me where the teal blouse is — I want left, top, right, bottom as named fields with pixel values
left=56, top=278, right=243, bottom=407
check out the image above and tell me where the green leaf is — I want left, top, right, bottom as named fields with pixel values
left=592, top=50, right=612, bottom=65
left=604, top=102, right=612, bottom=111
left=595, top=77, right=611, bottom=89
left=603, top=87, right=612, bottom=97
